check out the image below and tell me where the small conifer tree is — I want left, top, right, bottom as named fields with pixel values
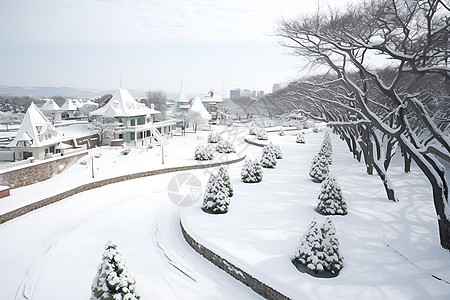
left=207, top=132, right=221, bottom=143
left=296, top=132, right=306, bottom=143
left=318, top=132, right=333, bottom=164
left=217, top=165, right=233, bottom=197
left=241, top=159, right=263, bottom=183
left=317, top=176, right=348, bottom=215
left=194, top=145, right=213, bottom=160
left=292, top=218, right=343, bottom=276
left=292, top=218, right=325, bottom=273
left=202, top=173, right=230, bottom=214
left=321, top=218, right=344, bottom=274
left=91, top=241, right=140, bottom=300
left=249, top=124, right=260, bottom=135
left=215, top=140, right=236, bottom=153
left=278, top=128, right=285, bottom=136
left=309, top=154, right=329, bottom=182
left=260, top=144, right=277, bottom=168
left=257, top=129, right=268, bottom=140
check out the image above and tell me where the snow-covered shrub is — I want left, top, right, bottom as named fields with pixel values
left=91, top=241, right=140, bottom=300
left=318, top=132, right=333, bottom=164
left=260, top=144, right=277, bottom=168
left=215, top=140, right=236, bottom=153
left=202, top=173, right=230, bottom=214
left=317, top=176, right=347, bottom=215
left=274, top=144, right=283, bottom=159
left=249, top=124, right=260, bottom=135
left=309, top=154, right=329, bottom=183
left=241, top=159, right=263, bottom=183
left=257, top=129, right=268, bottom=140
left=207, top=132, right=221, bottom=143
left=296, top=132, right=306, bottom=143
left=292, top=218, right=343, bottom=276
left=194, top=145, right=213, bottom=160
left=278, top=128, right=285, bottom=136
left=217, top=165, right=233, bottom=197
left=313, top=126, right=320, bottom=133
left=267, top=142, right=282, bottom=159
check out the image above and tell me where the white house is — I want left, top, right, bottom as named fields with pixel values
left=8, top=102, right=63, bottom=160
left=90, top=88, right=176, bottom=147
left=39, top=99, right=61, bottom=122
left=60, top=99, right=79, bottom=119
left=202, top=89, right=223, bottom=121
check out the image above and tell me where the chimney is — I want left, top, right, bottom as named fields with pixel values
left=150, top=103, right=155, bottom=110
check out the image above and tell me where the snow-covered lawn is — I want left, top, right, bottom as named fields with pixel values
left=182, top=129, right=450, bottom=299
left=1, top=123, right=449, bottom=299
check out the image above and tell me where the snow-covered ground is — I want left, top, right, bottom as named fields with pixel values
left=1, top=123, right=449, bottom=299
left=182, top=129, right=450, bottom=299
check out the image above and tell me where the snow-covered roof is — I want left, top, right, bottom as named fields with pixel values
left=202, top=89, right=223, bottom=103
left=189, top=95, right=211, bottom=124
left=8, top=102, right=62, bottom=148
left=60, top=99, right=79, bottom=111
left=39, top=99, right=60, bottom=112
left=90, top=89, right=159, bottom=118
left=177, top=80, right=188, bottom=103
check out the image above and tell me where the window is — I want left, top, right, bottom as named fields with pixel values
left=130, top=119, right=136, bottom=126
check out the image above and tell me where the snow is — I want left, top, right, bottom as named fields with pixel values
left=181, top=128, right=450, bottom=299
left=0, top=122, right=449, bottom=299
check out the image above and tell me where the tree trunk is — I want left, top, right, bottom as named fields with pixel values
left=401, top=146, right=412, bottom=173
left=372, top=160, right=398, bottom=202
left=399, top=134, right=450, bottom=250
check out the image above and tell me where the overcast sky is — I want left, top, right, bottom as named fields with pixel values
left=0, top=0, right=348, bottom=97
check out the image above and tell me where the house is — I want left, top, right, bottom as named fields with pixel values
left=7, top=102, right=63, bottom=160
left=60, top=99, right=79, bottom=119
left=39, top=99, right=61, bottom=123
left=202, top=89, right=223, bottom=121
left=90, top=88, right=176, bottom=147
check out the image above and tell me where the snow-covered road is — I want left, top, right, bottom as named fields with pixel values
left=0, top=173, right=261, bottom=299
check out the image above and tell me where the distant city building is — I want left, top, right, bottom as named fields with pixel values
left=230, top=88, right=264, bottom=99
left=272, top=83, right=282, bottom=93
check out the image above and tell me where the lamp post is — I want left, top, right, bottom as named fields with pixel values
left=91, top=153, right=101, bottom=178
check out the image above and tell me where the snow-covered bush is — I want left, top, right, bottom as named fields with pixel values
left=296, top=132, right=306, bottom=143
left=215, top=140, right=236, bottom=153
left=274, top=144, right=283, bottom=159
left=202, top=173, right=230, bottom=214
left=278, top=128, right=285, bottom=136
left=257, top=129, right=268, bottom=140
left=249, top=124, right=260, bottom=135
left=217, top=165, right=233, bottom=197
left=91, top=241, right=140, bottom=300
left=194, top=145, right=213, bottom=160
left=309, top=154, right=329, bottom=183
left=321, top=218, right=344, bottom=274
left=207, top=132, right=221, bottom=143
left=317, top=176, right=347, bottom=215
left=260, top=144, right=277, bottom=168
left=292, top=218, right=343, bottom=276
left=267, top=142, right=283, bottom=159
left=318, top=132, right=333, bottom=164
left=313, top=126, right=320, bottom=133
left=241, top=159, right=263, bottom=183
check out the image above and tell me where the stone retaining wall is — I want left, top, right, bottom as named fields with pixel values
left=0, top=152, right=88, bottom=189
left=0, top=156, right=246, bottom=225
left=180, top=221, right=291, bottom=300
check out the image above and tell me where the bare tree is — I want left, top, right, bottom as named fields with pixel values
left=276, top=0, right=450, bottom=249
left=147, top=90, right=168, bottom=120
